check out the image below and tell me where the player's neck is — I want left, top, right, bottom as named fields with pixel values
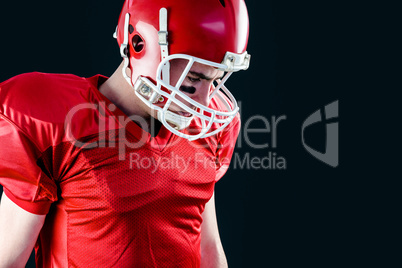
left=99, top=62, right=149, bottom=120
left=99, top=62, right=165, bottom=136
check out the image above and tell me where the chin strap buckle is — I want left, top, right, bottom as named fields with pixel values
left=134, top=76, right=160, bottom=104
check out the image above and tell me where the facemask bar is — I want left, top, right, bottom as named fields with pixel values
left=133, top=54, right=241, bottom=140
left=157, top=54, right=239, bottom=120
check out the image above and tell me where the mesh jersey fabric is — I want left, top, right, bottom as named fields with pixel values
left=0, top=72, right=240, bottom=268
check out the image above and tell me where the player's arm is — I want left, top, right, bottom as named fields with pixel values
left=0, top=192, right=46, bottom=268
left=200, top=191, right=228, bottom=268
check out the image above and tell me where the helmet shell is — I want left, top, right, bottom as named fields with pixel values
left=116, top=0, right=249, bottom=83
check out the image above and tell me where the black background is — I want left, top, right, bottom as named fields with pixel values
left=0, top=0, right=367, bottom=267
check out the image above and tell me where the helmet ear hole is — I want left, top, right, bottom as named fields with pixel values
left=132, top=35, right=145, bottom=52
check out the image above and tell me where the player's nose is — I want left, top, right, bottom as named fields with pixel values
left=192, top=84, right=211, bottom=108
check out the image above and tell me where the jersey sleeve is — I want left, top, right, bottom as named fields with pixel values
left=0, top=117, right=57, bottom=215
left=215, top=115, right=241, bottom=182
left=0, top=74, right=59, bottom=215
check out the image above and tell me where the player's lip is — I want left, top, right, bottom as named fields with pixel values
left=176, top=111, right=193, bottom=117
left=168, top=109, right=193, bottom=117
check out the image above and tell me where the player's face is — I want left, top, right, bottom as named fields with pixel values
left=164, top=59, right=224, bottom=117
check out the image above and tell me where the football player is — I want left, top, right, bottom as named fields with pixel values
left=0, top=0, right=250, bottom=267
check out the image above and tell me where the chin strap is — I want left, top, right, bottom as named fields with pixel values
left=156, top=8, right=193, bottom=131
left=130, top=8, right=171, bottom=103
left=158, top=8, right=170, bottom=85
left=120, top=13, right=132, bottom=85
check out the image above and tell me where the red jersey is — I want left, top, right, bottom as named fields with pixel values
left=0, top=72, right=239, bottom=267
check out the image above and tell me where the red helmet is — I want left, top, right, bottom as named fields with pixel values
left=115, top=0, right=250, bottom=140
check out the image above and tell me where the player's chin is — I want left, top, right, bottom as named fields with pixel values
left=167, top=118, right=193, bottom=131
left=166, top=121, right=183, bottom=130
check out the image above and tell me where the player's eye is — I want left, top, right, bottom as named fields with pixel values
left=187, top=76, right=200, bottom=83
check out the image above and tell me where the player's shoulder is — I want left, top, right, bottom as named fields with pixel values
left=0, top=72, right=104, bottom=150
left=1, top=72, right=92, bottom=106
left=0, top=72, right=98, bottom=120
